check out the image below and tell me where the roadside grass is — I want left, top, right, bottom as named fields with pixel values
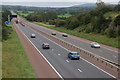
left=2, top=25, right=36, bottom=78
left=34, top=22, right=119, bottom=48
left=0, top=42, right=1, bottom=79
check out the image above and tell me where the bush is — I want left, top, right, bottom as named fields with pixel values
left=49, top=20, right=55, bottom=25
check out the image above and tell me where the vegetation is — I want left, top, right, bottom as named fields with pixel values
left=55, top=5, right=120, bottom=38
left=2, top=24, right=36, bottom=78
left=1, top=10, right=12, bottom=41
left=25, top=10, right=57, bottom=22
left=18, top=4, right=120, bottom=48
left=1, top=10, right=36, bottom=78
left=24, top=4, right=120, bottom=39
left=58, top=14, right=72, bottom=18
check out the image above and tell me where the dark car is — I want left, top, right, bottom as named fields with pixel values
left=51, top=32, right=56, bottom=35
left=68, top=51, right=80, bottom=60
left=42, top=43, right=50, bottom=49
left=21, top=23, right=25, bottom=26
left=62, top=33, right=68, bottom=37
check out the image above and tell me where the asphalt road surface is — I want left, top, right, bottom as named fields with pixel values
left=13, top=19, right=116, bottom=79
left=17, top=17, right=118, bottom=65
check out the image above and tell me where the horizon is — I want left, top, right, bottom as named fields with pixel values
left=2, top=2, right=118, bottom=8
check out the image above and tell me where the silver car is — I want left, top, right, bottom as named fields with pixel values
left=31, top=34, right=36, bottom=38
left=91, top=42, right=100, bottom=48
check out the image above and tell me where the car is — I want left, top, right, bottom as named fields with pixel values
left=31, top=34, right=36, bottom=38
left=68, top=51, right=80, bottom=60
left=21, top=23, right=25, bottom=26
left=51, top=32, right=56, bottom=35
left=91, top=42, right=100, bottom=48
left=62, top=33, right=68, bottom=37
left=16, top=20, right=20, bottom=24
left=42, top=43, right=50, bottom=49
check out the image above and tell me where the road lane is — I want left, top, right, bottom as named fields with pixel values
left=15, top=20, right=115, bottom=78
left=17, top=17, right=118, bottom=64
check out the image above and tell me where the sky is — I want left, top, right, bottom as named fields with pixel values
left=2, top=0, right=119, bottom=7
left=2, top=0, right=119, bottom=3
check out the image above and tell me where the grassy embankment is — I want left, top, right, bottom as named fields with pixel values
left=2, top=24, right=36, bottom=78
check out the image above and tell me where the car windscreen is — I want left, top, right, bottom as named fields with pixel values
left=72, top=53, right=79, bottom=55
left=94, top=43, right=99, bottom=45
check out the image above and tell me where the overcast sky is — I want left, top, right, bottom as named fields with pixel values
left=2, top=0, right=119, bottom=3
left=2, top=0, right=119, bottom=7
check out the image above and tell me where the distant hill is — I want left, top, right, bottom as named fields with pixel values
left=71, top=3, right=116, bottom=8
left=71, top=3, right=97, bottom=8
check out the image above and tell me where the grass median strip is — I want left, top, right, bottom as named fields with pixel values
left=2, top=25, right=36, bottom=78
left=34, top=22, right=119, bottom=48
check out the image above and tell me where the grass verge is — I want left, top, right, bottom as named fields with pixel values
left=2, top=25, right=36, bottom=78
left=34, top=22, right=119, bottom=48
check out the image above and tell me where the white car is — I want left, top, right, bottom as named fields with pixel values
left=91, top=42, right=100, bottom=48
left=62, top=33, right=68, bottom=37
left=51, top=32, right=56, bottom=35
left=31, top=34, right=36, bottom=38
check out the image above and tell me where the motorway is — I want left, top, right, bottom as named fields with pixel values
left=17, top=17, right=119, bottom=65
left=13, top=18, right=116, bottom=79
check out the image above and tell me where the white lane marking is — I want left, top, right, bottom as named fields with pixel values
left=66, top=60, right=69, bottom=63
left=101, top=46, right=118, bottom=53
left=58, top=54, right=61, bottom=56
left=81, top=58, right=116, bottom=78
left=14, top=24, right=63, bottom=79
left=78, top=69, right=82, bottom=72
left=52, top=49, right=54, bottom=51
left=23, top=22, right=116, bottom=78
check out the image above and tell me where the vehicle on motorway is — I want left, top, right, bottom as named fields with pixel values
left=20, top=23, right=25, bottom=26
left=42, top=43, right=50, bottom=49
left=31, top=34, right=36, bottom=38
left=16, top=20, right=20, bottom=24
left=62, top=33, right=68, bottom=37
left=68, top=51, right=80, bottom=60
left=51, top=32, right=56, bottom=35
left=91, top=42, right=100, bottom=48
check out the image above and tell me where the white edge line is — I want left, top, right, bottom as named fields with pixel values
left=14, top=23, right=63, bottom=79
left=27, top=25, right=117, bottom=78
left=66, top=60, right=69, bottom=63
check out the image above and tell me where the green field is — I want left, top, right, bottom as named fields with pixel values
left=58, top=14, right=72, bottom=18
left=34, top=22, right=119, bottom=48
left=18, top=11, right=34, bottom=17
left=2, top=25, right=36, bottom=78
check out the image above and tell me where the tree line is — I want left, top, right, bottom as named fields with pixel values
left=1, top=10, right=12, bottom=41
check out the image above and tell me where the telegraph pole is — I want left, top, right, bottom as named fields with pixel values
left=96, top=0, right=104, bottom=7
